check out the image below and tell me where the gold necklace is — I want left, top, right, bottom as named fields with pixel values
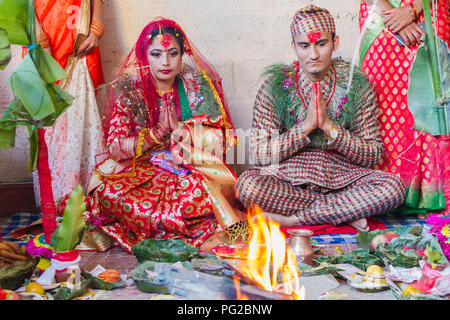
left=156, top=87, right=174, bottom=97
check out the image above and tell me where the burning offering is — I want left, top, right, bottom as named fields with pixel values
left=229, top=206, right=305, bottom=300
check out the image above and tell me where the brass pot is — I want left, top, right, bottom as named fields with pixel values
left=287, top=229, right=314, bottom=265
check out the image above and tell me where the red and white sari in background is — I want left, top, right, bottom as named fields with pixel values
left=33, top=0, right=106, bottom=204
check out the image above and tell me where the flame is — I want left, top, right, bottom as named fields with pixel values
left=233, top=277, right=249, bottom=300
left=237, top=205, right=305, bottom=299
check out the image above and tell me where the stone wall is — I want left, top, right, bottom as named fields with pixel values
left=0, top=0, right=362, bottom=182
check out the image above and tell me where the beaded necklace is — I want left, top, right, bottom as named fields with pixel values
left=295, top=65, right=337, bottom=110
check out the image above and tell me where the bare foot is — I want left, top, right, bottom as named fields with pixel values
left=349, top=218, right=369, bottom=232
left=417, top=213, right=431, bottom=220
left=251, top=211, right=299, bottom=227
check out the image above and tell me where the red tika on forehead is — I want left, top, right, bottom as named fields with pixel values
left=307, top=31, right=322, bottom=43
left=160, top=33, right=173, bottom=50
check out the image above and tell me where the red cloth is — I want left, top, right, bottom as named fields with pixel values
left=280, top=217, right=386, bottom=238
left=35, top=0, right=104, bottom=88
left=38, top=128, right=57, bottom=243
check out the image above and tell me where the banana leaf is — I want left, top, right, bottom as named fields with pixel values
left=49, top=184, right=86, bottom=251
left=0, top=0, right=73, bottom=171
left=26, top=81, right=73, bottom=171
left=33, top=46, right=68, bottom=84
left=0, top=100, right=35, bottom=154
left=0, top=127, right=15, bottom=149
left=39, top=83, right=74, bottom=127
left=6, top=53, right=56, bottom=121
left=0, top=27, right=11, bottom=70
left=0, top=258, right=39, bottom=290
left=131, top=239, right=201, bottom=263
left=0, top=0, right=30, bottom=45
left=27, top=124, right=38, bottom=171
left=0, top=80, right=73, bottom=170
left=0, top=99, right=32, bottom=131
left=408, top=37, right=450, bottom=135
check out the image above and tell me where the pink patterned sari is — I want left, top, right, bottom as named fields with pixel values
left=359, top=0, right=450, bottom=215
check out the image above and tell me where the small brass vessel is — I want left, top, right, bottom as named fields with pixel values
left=287, top=229, right=314, bottom=265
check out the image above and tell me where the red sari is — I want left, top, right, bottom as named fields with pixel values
left=35, top=0, right=104, bottom=88
left=71, top=18, right=244, bottom=254
left=33, top=1, right=106, bottom=241
left=359, top=0, right=450, bottom=215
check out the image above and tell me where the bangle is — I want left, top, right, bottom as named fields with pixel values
left=147, top=128, right=163, bottom=145
left=408, top=2, right=418, bottom=21
left=90, top=20, right=105, bottom=39
left=37, top=32, right=50, bottom=48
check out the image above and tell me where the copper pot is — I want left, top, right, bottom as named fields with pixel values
left=287, top=229, right=314, bottom=266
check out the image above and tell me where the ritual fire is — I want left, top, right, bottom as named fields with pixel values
left=233, top=206, right=305, bottom=300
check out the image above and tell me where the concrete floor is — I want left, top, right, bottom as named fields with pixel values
left=75, top=243, right=396, bottom=300
left=1, top=216, right=395, bottom=300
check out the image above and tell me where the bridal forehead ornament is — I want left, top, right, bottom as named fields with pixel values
left=147, top=24, right=180, bottom=51
left=290, top=5, right=336, bottom=43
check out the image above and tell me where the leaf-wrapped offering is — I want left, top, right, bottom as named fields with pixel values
left=355, top=225, right=415, bottom=250
left=82, top=271, right=124, bottom=291
left=336, top=249, right=383, bottom=270
left=129, top=261, right=190, bottom=294
left=297, top=262, right=344, bottom=277
left=0, top=258, right=39, bottom=290
left=131, top=239, right=200, bottom=263
left=191, top=258, right=224, bottom=276
left=313, top=249, right=383, bottom=271
left=356, top=225, right=448, bottom=267
left=375, top=244, right=422, bottom=268
left=49, top=279, right=89, bottom=300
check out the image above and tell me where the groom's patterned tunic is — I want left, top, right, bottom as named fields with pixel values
left=235, top=60, right=406, bottom=225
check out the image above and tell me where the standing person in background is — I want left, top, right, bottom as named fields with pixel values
left=359, top=0, right=450, bottom=218
left=32, top=0, right=106, bottom=206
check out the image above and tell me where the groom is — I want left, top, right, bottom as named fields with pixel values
left=235, top=5, right=406, bottom=231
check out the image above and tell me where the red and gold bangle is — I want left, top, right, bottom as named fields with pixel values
left=408, top=2, right=418, bottom=21
left=147, top=128, right=164, bottom=145
left=37, top=32, right=50, bottom=48
left=90, top=20, right=105, bottom=39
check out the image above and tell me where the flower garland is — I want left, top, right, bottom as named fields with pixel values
left=426, top=214, right=450, bottom=259
left=280, top=61, right=348, bottom=121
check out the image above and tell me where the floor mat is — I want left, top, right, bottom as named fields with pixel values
left=311, top=214, right=427, bottom=244
left=0, top=212, right=40, bottom=242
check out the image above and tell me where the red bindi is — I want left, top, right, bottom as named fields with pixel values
left=307, top=31, right=322, bottom=43
left=160, top=34, right=173, bottom=51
